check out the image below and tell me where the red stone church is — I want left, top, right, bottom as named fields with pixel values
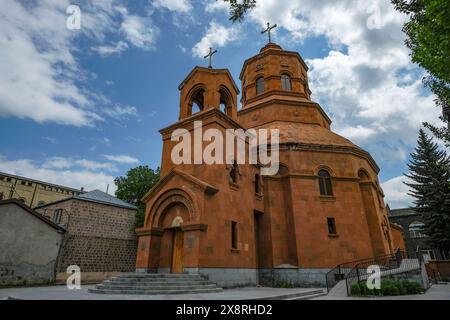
left=134, top=42, right=404, bottom=287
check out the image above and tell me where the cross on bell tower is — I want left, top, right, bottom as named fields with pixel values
left=204, top=47, right=217, bottom=69
left=261, top=22, right=277, bottom=43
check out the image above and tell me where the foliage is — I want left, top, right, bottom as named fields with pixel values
left=351, top=279, right=423, bottom=296
left=273, top=279, right=294, bottom=288
left=350, top=283, right=361, bottom=296
left=404, top=129, right=450, bottom=253
left=114, top=166, right=160, bottom=228
left=392, top=0, right=450, bottom=144
left=222, top=0, right=256, bottom=22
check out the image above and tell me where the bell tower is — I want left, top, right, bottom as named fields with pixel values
left=238, top=42, right=331, bottom=130
left=178, top=67, right=240, bottom=121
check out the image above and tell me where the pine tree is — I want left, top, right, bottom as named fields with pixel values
left=404, top=129, right=450, bottom=255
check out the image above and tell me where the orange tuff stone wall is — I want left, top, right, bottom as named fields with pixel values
left=135, top=43, right=396, bottom=287
left=390, top=223, right=406, bottom=251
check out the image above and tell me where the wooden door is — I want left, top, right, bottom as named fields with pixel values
left=171, top=229, right=184, bottom=273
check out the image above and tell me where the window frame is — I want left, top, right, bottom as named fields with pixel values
left=231, top=221, right=238, bottom=249
left=255, top=77, right=265, bottom=95
left=281, top=73, right=292, bottom=91
left=318, top=169, right=333, bottom=196
left=327, top=217, right=337, bottom=235
left=53, top=209, right=63, bottom=224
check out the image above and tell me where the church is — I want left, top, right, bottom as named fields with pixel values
left=134, top=38, right=403, bottom=288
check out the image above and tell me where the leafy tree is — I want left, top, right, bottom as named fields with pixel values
left=392, top=0, right=450, bottom=145
left=115, top=166, right=160, bottom=228
left=222, top=0, right=256, bottom=22
left=404, top=129, right=450, bottom=255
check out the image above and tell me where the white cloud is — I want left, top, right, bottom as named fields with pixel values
left=120, top=11, right=159, bottom=50
left=0, top=1, right=157, bottom=126
left=42, top=157, right=118, bottom=172
left=103, top=155, right=139, bottom=164
left=102, top=105, right=139, bottom=120
left=336, top=125, right=377, bottom=141
left=239, top=0, right=439, bottom=166
left=205, top=1, right=229, bottom=13
left=0, top=155, right=117, bottom=193
left=381, top=175, right=414, bottom=209
left=192, top=21, right=239, bottom=58
left=153, top=0, right=192, bottom=12
left=93, top=41, right=129, bottom=56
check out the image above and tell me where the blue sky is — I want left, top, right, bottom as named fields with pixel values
left=0, top=0, right=442, bottom=208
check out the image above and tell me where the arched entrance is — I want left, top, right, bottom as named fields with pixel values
left=159, top=202, right=190, bottom=273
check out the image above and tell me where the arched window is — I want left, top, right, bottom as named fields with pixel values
left=256, top=77, right=265, bottom=94
left=409, top=221, right=426, bottom=239
left=219, top=87, right=233, bottom=116
left=281, top=74, right=291, bottom=91
left=318, top=169, right=333, bottom=196
left=190, top=88, right=205, bottom=115
left=254, top=174, right=261, bottom=194
left=37, top=200, right=46, bottom=206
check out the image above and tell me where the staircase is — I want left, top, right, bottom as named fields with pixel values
left=89, top=273, right=222, bottom=295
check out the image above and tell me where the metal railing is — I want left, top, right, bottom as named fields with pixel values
left=345, top=249, right=421, bottom=295
left=325, top=252, right=399, bottom=292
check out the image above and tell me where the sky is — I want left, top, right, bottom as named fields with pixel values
left=0, top=0, right=442, bottom=208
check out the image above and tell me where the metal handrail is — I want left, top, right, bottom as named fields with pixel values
left=344, top=249, right=420, bottom=295
left=325, top=251, right=401, bottom=292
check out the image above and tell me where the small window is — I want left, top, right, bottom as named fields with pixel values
left=37, top=201, right=46, bottom=206
left=19, top=198, right=26, bottom=203
left=281, top=74, right=291, bottom=91
left=327, top=218, right=337, bottom=235
left=254, top=174, right=261, bottom=194
left=28, top=182, right=32, bottom=187
left=409, top=221, right=426, bottom=239
left=21, top=180, right=26, bottom=185
left=256, top=77, right=265, bottom=94
left=6, top=178, right=11, bottom=182
left=318, top=169, right=333, bottom=196
left=0, top=192, right=4, bottom=200
left=229, top=160, right=238, bottom=184
left=53, top=209, right=63, bottom=224
left=231, top=221, right=238, bottom=249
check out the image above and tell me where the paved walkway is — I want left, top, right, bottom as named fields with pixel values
left=314, top=283, right=450, bottom=300
left=0, top=285, right=323, bottom=300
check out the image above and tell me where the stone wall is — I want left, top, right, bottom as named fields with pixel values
left=36, top=199, right=137, bottom=279
left=0, top=202, right=64, bottom=286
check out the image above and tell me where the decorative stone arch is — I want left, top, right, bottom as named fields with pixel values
left=315, top=165, right=334, bottom=176
left=357, top=168, right=372, bottom=182
left=146, top=189, right=198, bottom=228
left=186, top=84, right=206, bottom=116
left=253, top=73, right=266, bottom=82
left=218, top=85, right=234, bottom=116
left=279, top=69, right=294, bottom=78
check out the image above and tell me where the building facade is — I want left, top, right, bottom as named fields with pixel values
left=0, top=199, right=65, bottom=286
left=388, top=207, right=445, bottom=261
left=135, top=43, right=402, bottom=287
left=0, top=171, right=83, bottom=208
left=35, top=190, right=138, bottom=283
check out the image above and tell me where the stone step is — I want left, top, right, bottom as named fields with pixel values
left=255, top=289, right=325, bottom=300
left=107, top=277, right=205, bottom=283
left=120, top=273, right=203, bottom=277
left=104, top=280, right=214, bottom=286
left=88, top=287, right=223, bottom=295
left=284, top=292, right=328, bottom=300
left=96, top=284, right=218, bottom=290
left=90, top=273, right=222, bottom=295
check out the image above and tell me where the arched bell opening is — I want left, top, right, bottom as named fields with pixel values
left=219, top=86, right=234, bottom=117
left=188, top=87, right=205, bottom=116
